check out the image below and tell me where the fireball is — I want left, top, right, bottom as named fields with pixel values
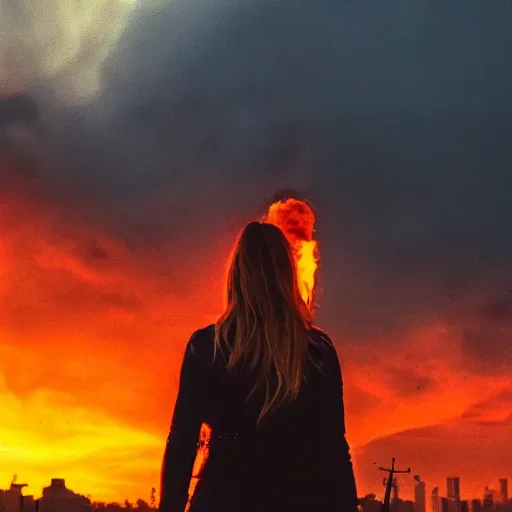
left=265, top=198, right=318, bottom=309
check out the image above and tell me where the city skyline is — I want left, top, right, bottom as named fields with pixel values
left=1, top=471, right=509, bottom=509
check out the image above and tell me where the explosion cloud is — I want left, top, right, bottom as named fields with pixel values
left=265, top=198, right=318, bottom=309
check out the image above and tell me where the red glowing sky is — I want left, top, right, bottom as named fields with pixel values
left=1, top=175, right=511, bottom=505
left=1, top=0, right=512, bottom=507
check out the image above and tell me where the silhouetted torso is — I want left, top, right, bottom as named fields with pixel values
left=159, top=325, right=357, bottom=512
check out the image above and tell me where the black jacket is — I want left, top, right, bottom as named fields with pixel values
left=159, top=325, right=358, bottom=512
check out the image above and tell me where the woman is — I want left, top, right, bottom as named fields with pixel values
left=159, top=221, right=357, bottom=512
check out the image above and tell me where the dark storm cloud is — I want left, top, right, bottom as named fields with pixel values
left=461, top=293, right=512, bottom=374
left=481, top=295, right=512, bottom=323
left=9, top=1, right=512, bottom=342
left=0, top=94, right=77, bottom=198
left=0, top=95, right=40, bottom=127
left=0, top=94, right=45, bottom=173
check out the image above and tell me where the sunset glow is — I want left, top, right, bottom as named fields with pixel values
left=0, top=184, right=511, bottom=504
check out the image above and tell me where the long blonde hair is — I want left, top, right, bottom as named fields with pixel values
left=215, top=221, right=313, bottom=424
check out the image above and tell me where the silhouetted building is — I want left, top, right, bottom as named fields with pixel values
left=38, top=479, right=90, bottom=512
left=432, top=487, right=442, bottom=512
left=482, top=487, right=494, bottom=511
left=22, top=495, right=36, bottom=512
left=460, top=500, right=469, bottom=512
left=0, top=483, right=31, bottom=512
left=359, top=494, right=382, bottom=512
left=448, top=501, right=461, bottom=512
left=447, top=478, right=461, bottom=512
left=390, top=498, right=415, bottom=512
left=432, top=489, right=451, bottom=512
left=470, top=499, right=482, bottom=512
left=414, top=477, right=426, bottom=512
left=499, top=479, right=509, bottom=504
left=447, top=478, right=461, bottom=502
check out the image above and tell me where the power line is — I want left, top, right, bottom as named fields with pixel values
left=374, top=458, right=411, bottom=512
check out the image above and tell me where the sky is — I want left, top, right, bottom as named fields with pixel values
left=1, top=0, right=512, bottom=505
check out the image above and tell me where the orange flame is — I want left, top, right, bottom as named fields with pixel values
left=192, top=423, right=212, bottom=477
left=265, top=198, right=318, bottom=309
left=187, top=422, right=212, bottom=509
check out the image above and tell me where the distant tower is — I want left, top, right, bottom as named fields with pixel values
left=150, top=488, right=156, bottom=510
left=432, top=487, right=441, bottom=512
left=483, top=487, right=494, bottom=510
left=499, top=479, right=508, bottom=504
left=414, top=476, right=426, bottom=512
left=447, top=478, right=461, bottom=502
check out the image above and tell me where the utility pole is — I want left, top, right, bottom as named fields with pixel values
left=374, top=458, right=411, bottom=512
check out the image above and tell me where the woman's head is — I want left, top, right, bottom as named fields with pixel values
left=224, top=221, right=310, bottom=318
left=215, top=221, right=312, bottom=423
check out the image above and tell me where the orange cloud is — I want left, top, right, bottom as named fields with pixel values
left=354, top=416, right=512, bottom=502
left=339, top=324, right=510, bottom=448
left=0, top=188, right=220, bottom=500
left=0, top=185, right=510, bottom=504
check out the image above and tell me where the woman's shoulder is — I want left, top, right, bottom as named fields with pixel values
left=306, top=326, right=344, bottom=382
left=307, top=325, right=340, bottom=364
left=191, top=323, right=216, bottom=340
left=185, top=324, right=215, bottom=358
left=308, top=325, right=334, bottom=348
